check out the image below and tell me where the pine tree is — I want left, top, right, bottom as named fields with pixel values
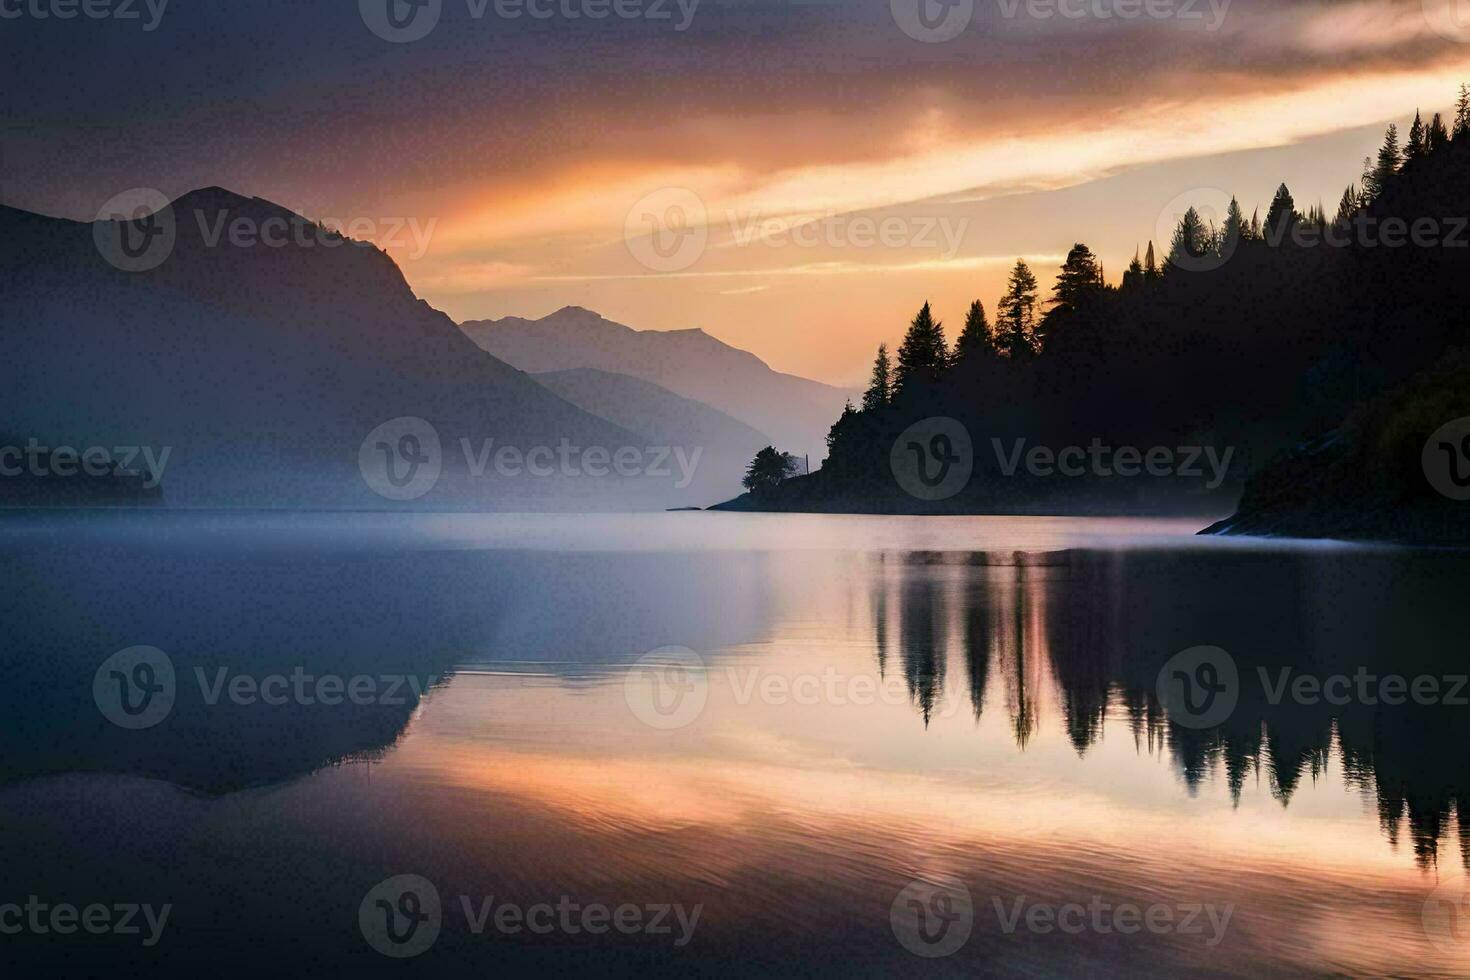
left=1121, top=248, right=1145, bottom=291
left=1167, top=206, right=1211, bottom=266
left=1372, top=124, right=1402, bottom=200
left=1334, top=185, right=1358, bottom=229
left=894, top=302, right=948, bottom=394
left=952, top=300, right=992, bottom=367
left=862, top=343, right=892, bottom=411
left=1247, top=208, right=1262, bottom=241
left=1360, top=155, right=1379, bottom=205
left=1221, top=196, right=1245, bottom=252
left=996, top=260, right=1040, bottom=358
left=1143, top=241, right=1162, bottom=281
left=1264, top=183, right=1297, bottom=243
left=1430, top=112, right=1450, bottom=152
left=1406, top=110, right=1426, bottom=162
left=826, top=400, right=858, bottom=456
left=1457, top=84, right=1470, bottom=139
left=1050, top=243, right=1103, bottom=312
left=1040, top=245, right=1103, bottom=350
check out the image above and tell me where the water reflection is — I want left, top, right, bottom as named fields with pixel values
left=869, top=549, right=1470, bottom=870
left=0, top=537, right=772, bottom=791
left=1, top=517, right=1468, bottom=975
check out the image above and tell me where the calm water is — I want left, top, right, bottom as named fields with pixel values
left=1, top=513, right=1468, bottom=977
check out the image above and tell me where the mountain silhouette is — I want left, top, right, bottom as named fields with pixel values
left=0, top=187, right=669, bottom=509
left=460, top=306, right=854, bottom=463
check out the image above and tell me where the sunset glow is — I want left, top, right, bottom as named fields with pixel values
left=8, top=2, right=1470, bottom=382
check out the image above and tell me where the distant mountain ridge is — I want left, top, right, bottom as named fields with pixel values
left=460, top=306, right=854, bottom=463
left=532, top=368, right=769, bottom=450
left=530, top=367, right=769, bottom=505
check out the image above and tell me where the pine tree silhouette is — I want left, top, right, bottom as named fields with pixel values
left=1264, top=183, right=1298, bottom=244
left=894, top=302, right=948, bottom=395
left=1406, top=110, right=1426, bottom=162
left=1050, top=243, right=1103, bottom=311
left=1121, top=247, right=1145, bottom=291
left=1360, top=155, right=1379, bottom=204
left=996, top=260, right=1040, bottom=358
left=1334, top=185, right=1358, bottom=229
left=953, top=300, right=993, bottom=367
left=862, top=343, right=893, bottom=411
left=1221, top=196, right=1245, bottom=253
left=1167, top=207, right=1211, bottom=266
left=1429, top=113, right=1450, bottom=152
left=1372, top=124, right=1402, bottom=200
left=1144, top=241, right=1162, bottom=281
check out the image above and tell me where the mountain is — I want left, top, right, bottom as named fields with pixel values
left=0, top=187, right=680, bottom=510
left=531, top=368, right=769, bottom=504
left=532, top=368, right=770, bottom=452
left=459, top=306, right=854, bottom=464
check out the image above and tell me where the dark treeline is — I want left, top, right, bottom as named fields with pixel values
left=725, top=88, right=1470, bottom=515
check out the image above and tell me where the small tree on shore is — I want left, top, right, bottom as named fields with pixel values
left=743, top=446, right=798, bottom=495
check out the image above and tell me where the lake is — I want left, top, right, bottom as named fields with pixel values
left=1, top=512, right=1467, bottom=977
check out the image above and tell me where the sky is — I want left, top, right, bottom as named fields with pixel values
left=5, top=0, right=1470, bottom=386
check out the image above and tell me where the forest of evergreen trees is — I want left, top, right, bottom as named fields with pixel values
left=722, top=86, right=1470, bottom=516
